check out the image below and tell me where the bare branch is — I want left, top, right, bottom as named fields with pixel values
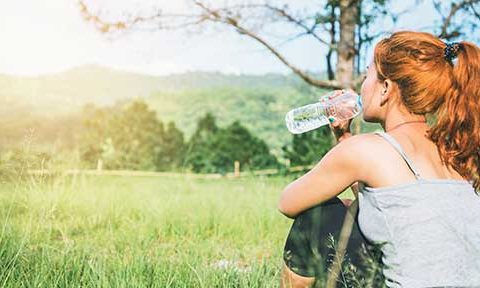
left=469, top=2, right=480, bottom=19
left=438, top=0, right=480, bottom=39
left=193, top=3, right=331, bottom=47
left=193, top=1, right=344, bottom=89
left=388, top=2, right=421, bottom=24
left=78, top=1, right=207, bottom=32
left=275, top=32, right=311, bottom=47
left=433, top=0, right=444, bottom=19
left=261, top=4, right=330, bottom=46
left=361, top=30, right=390, bottom=43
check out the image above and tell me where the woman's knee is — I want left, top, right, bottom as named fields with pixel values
left=284, top=197, right=346, bottom=251
left=282, top=197, right=348, bottom=277
left=280, top=263, right=315, bottom=288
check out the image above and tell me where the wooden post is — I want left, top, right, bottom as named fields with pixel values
left=285, top=159, right=291, bottom=168
left=97, top=159, right=103, bottom=172
left=234, top=161, right=240, bottom=178
left=355, top=117, right=362, bottom=135
left=40, top=157, right=46, bottom=176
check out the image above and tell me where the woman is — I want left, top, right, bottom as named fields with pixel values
left=279, top=31, right=480, bottom=287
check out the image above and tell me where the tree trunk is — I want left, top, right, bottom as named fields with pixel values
left=336, top=0, right=359, bottom=88
left=356, top=3, right=362, bottom=76
left=326, top=2, right=337, bottom=81
left=326, top=48, right=335, bottom=81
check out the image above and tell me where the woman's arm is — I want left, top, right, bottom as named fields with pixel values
left=278, top=134, right=369, bottom=218
left=334, top=132, right=360, bottom=204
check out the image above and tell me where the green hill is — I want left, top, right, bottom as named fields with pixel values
left=0, top=65, right=380, bottom=155
left=0, top=65, right=311, bottom=110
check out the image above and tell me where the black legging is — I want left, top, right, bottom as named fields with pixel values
left=283, top=197, right=383, bottom=286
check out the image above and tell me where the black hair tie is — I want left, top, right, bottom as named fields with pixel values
left=444, top=42, right=462, bottom=64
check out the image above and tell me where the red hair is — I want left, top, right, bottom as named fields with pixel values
left=374, top=31, right=480, bottom=192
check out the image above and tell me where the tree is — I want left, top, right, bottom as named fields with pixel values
left=80, top=101, right=188, bottom=171
left=185, top=113, right=278, bottom=174
left=282, top=125, right=334, bottom=166
left=107, top=101, right=164, bottom=170
left=183, top=112, right=219, bottom=173
left=80, top=103, right=119, bottom=166
left=212, top=121, right=278, bottom=173
left=433, top=0, right=480, bottom=41
left=155, top=121, right=186, bottom=171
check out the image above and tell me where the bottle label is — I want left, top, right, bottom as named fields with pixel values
left=326, top=105, right=337, bottom=118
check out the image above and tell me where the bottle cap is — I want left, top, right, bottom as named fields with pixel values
left=356, top=94, right=363, bottom=109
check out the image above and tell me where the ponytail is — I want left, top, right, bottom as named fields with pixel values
left=429, top=41, right=480, bottom=192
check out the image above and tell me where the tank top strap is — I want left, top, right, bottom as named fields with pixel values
left=374, top=132, right=422, bottom=180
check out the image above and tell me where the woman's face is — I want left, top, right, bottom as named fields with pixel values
left=360, top=61, right=384, bottom=122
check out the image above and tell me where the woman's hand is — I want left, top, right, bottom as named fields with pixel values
left=319, top=89, right=355, bottom=143
left=340, top=198, right=353, bottom=207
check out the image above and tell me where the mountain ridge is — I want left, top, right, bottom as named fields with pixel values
left=0, top=64, right=312, bottom=108
left=0, top=65, right=328, bottom=154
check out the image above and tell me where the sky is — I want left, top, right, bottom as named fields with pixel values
left=0, top=0, right=439, bottom=77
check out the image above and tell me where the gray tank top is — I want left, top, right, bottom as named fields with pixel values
left=357, top=132, right=480, bottom=287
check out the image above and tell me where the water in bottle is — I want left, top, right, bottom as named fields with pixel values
left=285, top=90, right=363, bottom=134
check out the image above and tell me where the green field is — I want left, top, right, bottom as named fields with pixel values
left=0, top=174, right=358, bottom=287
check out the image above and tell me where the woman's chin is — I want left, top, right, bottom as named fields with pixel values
left=362, top=113, right=381, bottom=124
left=362, top=114, right=374, bottom=123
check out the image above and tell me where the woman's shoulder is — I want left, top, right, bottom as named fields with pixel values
left=331, top=132, right=389, bottom=179
left=335, top=132, right=386, bottom=156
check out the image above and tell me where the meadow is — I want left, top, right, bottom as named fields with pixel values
left=0, top=67, right=381, bottom=287
left=0, top=174, right=360, bottom=287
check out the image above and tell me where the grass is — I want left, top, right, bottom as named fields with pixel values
left=0, top=174, right=358, bottom=287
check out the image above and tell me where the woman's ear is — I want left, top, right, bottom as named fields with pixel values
left=380, top=79, right=394, bottom=106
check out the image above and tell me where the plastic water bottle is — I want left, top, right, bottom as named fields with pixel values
left=285, top=90, right=363, bottom=134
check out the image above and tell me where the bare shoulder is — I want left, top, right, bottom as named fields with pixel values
left=326, top=132, right=386, bottom=183
left=330, top=132, right=384, bottom=160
